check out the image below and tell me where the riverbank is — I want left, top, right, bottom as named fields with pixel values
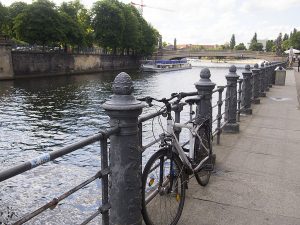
left=0, top=52, right=140, bottom=81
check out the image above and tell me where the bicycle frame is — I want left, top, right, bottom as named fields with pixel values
left=165, top=117, right=210, bottom=173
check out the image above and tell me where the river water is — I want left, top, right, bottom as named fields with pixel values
left=0, top=61, right=260, bottom=224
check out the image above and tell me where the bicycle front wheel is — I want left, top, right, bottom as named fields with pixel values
left=194, top=126, right=213, bottom=186
left=142, top=149, right=186, bottom=225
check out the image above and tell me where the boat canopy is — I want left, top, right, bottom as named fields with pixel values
left=155, top=59, right=188, bottom=64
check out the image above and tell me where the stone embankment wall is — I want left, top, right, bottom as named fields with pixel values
left=12, top=52, right=139, bottom=77
left=0, top=44, right=14, bottom=79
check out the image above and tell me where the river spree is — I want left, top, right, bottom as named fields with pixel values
left=0, top=61, right=260, bottom=224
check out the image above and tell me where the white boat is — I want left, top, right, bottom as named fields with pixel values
left=141, top=59, right=192, bottom=72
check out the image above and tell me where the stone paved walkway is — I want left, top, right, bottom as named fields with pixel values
left=179, top=69, right=300, bottom=225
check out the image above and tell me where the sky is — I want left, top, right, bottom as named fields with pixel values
left=3, top=0, right=300, bottom=45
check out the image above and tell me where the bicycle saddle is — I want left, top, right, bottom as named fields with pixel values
left=185, top=97, right=201, bottom=105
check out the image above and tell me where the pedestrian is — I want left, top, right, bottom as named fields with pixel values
left=298, top=58, right=300, bottom=72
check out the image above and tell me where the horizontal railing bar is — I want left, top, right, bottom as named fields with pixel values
left=212, top=129, right=218, bottom=137
left=139, top=110, right=164, bottom=123
left=13, top=169, right=108, bottom=225
left=80, top=203, right=111, bottom=225
left=212, top=85, right=228, bottom=94
left=212, top=117, right=219, bottom=124
left=212, top=103, right=218, bottom=108
left=220, top=121, right=229, bottom=129
left=0, top=127, right=119, bottom=183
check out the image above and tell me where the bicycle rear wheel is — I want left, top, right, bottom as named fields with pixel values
left=142, top=149, right=186, bottom=225
left=194, top=125, right=214, bottom=186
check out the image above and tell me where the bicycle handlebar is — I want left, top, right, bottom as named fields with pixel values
left=137, top=91, right=198, bottom=107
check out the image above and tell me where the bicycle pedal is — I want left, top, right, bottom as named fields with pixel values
left=203, top=164, right=214, bottom=171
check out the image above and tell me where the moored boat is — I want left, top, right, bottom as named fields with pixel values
left=141, top=59, right=192, bottom=73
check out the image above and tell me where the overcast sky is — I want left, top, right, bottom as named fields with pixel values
left=3, top=0, right=300, bottom=45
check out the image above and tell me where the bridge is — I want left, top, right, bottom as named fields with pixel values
left=152, top=49, right=284, bottom=61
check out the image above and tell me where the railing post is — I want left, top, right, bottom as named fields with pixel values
left=265, top=62, right=272, bottom=88
left=194, top=68, right=216, bottom=129
left=263, top=62, right=270, bottom=92
left=259, top=62, right=266, bottom=97
left=216, top=86, right=224, bottom=144
left=174, top=103, right=184, bottom=140
left=237, top=79, right=243, bottom=122
left=241, top=64, right=253, bottom=115
left=223, top=65, right=239, bottom=133
left=102, top=72, right=145, bottom=225
left=101, top=138, right=109, bottom=225
left=252, top=63, right=261, bottom=104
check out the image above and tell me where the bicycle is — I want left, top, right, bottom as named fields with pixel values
left=139, top=93, right=216, bottom=225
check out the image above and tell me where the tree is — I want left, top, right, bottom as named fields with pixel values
left=235, top=43, right=246, bottom=50
left=6, top=1, right=28, bottom=38
left=290, top=31, right=300, bottom=49
left=59, top=12, right=85, bottom=49
left=121, top=4, right=140, bottom=54
left=249, top=32, right=258, bottom=51
left=266, top=40, right=275, bottom=52
left=13, top=0, right=65, bottom=48
left=92, top=0, right=125, bottom=53
left=283, top=33, right=289, bottom=41
left=59, top=0, right=92, bottom=48
left=282, top=39, right=290, bottom=51
left=230, top=34, right=235, bottom=50
left=0, top=2, right=8, bottom=33
left=274, top=33, right=283, bottom=55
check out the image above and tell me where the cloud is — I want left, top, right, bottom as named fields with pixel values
left=240, top=0, right=300, bottom=13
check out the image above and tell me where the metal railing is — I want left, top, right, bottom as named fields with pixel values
left=0, top=61, right=286, bottom=225
left=0, top=127, right=119, bottom=225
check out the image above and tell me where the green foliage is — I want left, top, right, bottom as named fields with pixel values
left=290, top=31, right=300, bottom=49
left=230, top=34, right=235, bottom=50
left=2, top=0, right=159, bottom=55
left=6, top=2, right=28, bottom=38
left=0, top=2, right=8, bottom=32
left=59, top=0, right=93, bottom=47
left=121, top=4, right=140, bottom=53
left=92, top=0, right=159, bottom=56
left=235, top=43, right=246, bottom=50
left=266, top=40, right=275, bottom=52
left=283, top=33, right=289, bottom=41
left=92, top=0, right=125, bottom=52
left=13, top=0, right=65, bottom=46
left=274, top=33, right=283, bottom=55
left=249, top=32, right=261, bottom=51
left=282, top=39, right=290, bottom=51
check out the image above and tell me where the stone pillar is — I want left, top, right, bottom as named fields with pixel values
left=264, top=62, right=270, bottom=92
left=194, top=68, right=216, bottom=129
left=267, top=62, right=273, bottom=88
left=252, top=63, right=261, bottom=104
left=241, top=64, right=252, bottom=115
left=102, top=72, right=145, bottom=225
left=259, top=62, right=266, bottom=97
left=224, top=65, right=239, bottom=133
left=0, top=36, right=14, bottom=79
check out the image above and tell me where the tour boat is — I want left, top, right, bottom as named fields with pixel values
left=141, top=59, right=192, bottom=72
